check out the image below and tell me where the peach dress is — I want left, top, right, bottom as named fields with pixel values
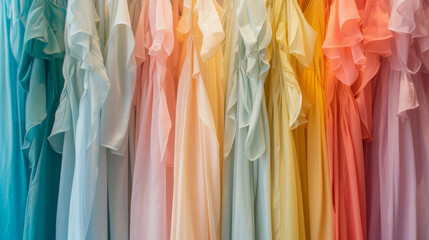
left=170, top=0, right=225, bottom=238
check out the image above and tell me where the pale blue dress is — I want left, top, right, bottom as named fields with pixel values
left=49, top=0, right=110, bottom=239
left=222, top=0, right=272, bottom=239
left=0, top=0, right=28, bottom=239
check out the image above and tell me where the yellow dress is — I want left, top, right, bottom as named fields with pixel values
left=293, top=0, right=333, bottom=238
left=265, top=0, right=317, bottom=238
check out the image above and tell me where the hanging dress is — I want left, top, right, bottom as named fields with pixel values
left=0, top=0, right=28, bottom=239
left=323, top=0, right=394, bottom=236
left=221, top=0, right=272, bottom=238
left=294, top=0, right=333, bottom=237
left=365, top=0, right=429, bottom=238
left=49, top=0, right=110, bottom=239
left=18, top=0, right=67, bottom=239
left=265, top=0, right=316, bottom=238
left=129, top=0, right=151, bottom=238
left=323, top=1, right=363, bottom=240
left=130, top=0, right=179, bottom=237
left=99, top=0, right=136, bottom=239
left=170, top=0, right=225, bottom=237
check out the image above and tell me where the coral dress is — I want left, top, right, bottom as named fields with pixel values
left=323, top=0, right=392, bottom=236
left=170, top=0, right=225, bottom=237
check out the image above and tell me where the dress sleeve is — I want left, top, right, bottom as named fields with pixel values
left=100, top=0, right=137, bottom=154
left=23, top=0, right=67, bottom=154
left=196, top=0, right=225, bottom=61
left=322, top=0, right=365, bottom=85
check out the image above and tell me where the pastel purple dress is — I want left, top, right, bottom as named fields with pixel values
left=365, top=0, right=429, bottom=239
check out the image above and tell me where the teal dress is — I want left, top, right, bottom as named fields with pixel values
left=19, top=0, right=66, bottom=239
left=0, top=1, right=29, bottom=239
left=222, top=0, right=272, bottom=238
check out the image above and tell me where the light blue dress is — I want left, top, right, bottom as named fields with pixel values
left=0, top=0, right=28, bottom=239
left=17, top=0, right=66, bottom=239
left=222, top=0, right=272, bottom=239
left=49, top=0, right=110, bottom=239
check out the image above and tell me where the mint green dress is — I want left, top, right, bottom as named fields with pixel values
left=222, top=0, right=272, bottom=238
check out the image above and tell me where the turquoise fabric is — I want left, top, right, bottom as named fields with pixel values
left=222, top=0, right=272, bottom=239
left=19, top=0, right=67, bottom=239
left=0, top=0, right=29, bottom=239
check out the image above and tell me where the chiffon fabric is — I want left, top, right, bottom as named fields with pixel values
left=323, top=0, right=393, bottom=235
left=170, top=0, right=225, bottom=237
left=0, top=1, right=28, bottom=239
left=295, top=0, right=333, bottom=238
left=49, top=0, right=110, bottom=239
left=365, top=0, right=429, bottom=238
left=129, top=0, right=179, bottom=237
left=101, top=0, right=136, bottom=239
left=19, top=0, right=66, bottom=239
left=265, top=0, right=320, bottom=237
left=221, top=0, right=272, bottom=238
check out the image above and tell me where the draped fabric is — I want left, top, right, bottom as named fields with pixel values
left=1, top=0, right=429, bottom=240
left=0, top=1, right=28, bottom=239
left=49, top=0, right=110, bottom=239
left=221, top=0, right=272, bottom=238
left=20, top=0, right=66, bottom=239
left=365, top=0, right=429, bottom=238
left=170, top=0, right=225, bottom=238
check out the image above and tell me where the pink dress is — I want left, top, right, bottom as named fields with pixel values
left=129, top=0, right=180, bottom=238
left=365, top=0, right=429, bottom=239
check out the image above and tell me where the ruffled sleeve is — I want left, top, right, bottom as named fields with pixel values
left=322, top=0, right=365, bottom=85
left=24, top=0, right=66, bottom=59
left=388, top=0, right=422, bottom=117
left=236, top=0, right=272, bottom=161
left=50, top=0, right=110, bottom=150
left=195, top=0, right=225, bottom=60
left=22, top=0, right=67, bottom=155
left=352, top=0, right=392, bottom=139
